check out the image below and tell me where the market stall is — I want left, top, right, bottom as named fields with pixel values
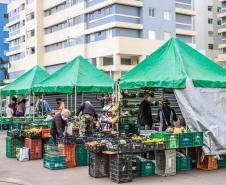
left=0, top=65, right=50, bottom=128
left=119, top=37, right=226, bottom=155
left=32, top=55, right=114, bottom=113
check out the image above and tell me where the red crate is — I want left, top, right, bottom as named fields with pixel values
left=24, top=138, right=42, bottom=160
left=196, top=148, right=218, bottom=170
left=42, top=128, right=51, bottom=139
left=59, top=144, right=76, bottom=168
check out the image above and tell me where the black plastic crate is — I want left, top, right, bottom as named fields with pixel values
left=132, top=157, right=140, bottom=178
left=132, top=142, right=143, bottom=153
left=143, top=142, right=155, bottom=152
left=110, top=154, right=133, bottom=183
left=89, top=152, right=109, bottom=178
left=63, top=136, right=76, bottom=144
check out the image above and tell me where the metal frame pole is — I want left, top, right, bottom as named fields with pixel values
left=74, top=88, right=77, bottom=114
left=42, top=94, right=44, bottom=116
left=71, top=95, right=72, bottom=111
left=28, top=93, right=31, bottom=117
left=33, top=93, right=35, bottom=121
left=82, top=92, right=84, bottom=104
left=67, top=94, right=69, bottom=109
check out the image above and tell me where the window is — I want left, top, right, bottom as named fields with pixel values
left=164, top=32, right=171, bottom=40
left=208, top=6, right=212, bottom=12
left=164, top=11, right=171, bottom=21
left=106, top=29, right=112, bottom=39
left=148, top=30, right=156, bottom=40
left=208, top=44, right=214, bottom=50
left=27, top=29, right=35, bottom=38
left=90, top=34, right=95, bottom=42
left=208, top=31, right=213, bottom=37
left=27, top=47, right=35, bottom=55
left=218, top=19, right=222, bottom=25
left=149, top=8, right=156, bottom=17
left=208, top=18, right=213, bottom=24
left=121, top=58, right=132, bottom=65
left=217, top=7, right=221, bottom=13
left=26, top=12, right=35, bottom=21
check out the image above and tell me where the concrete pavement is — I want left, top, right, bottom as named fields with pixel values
left=0, top=131, right=226, bottom=185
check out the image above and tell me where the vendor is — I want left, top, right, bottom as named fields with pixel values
left=11, top=96, right=18, bottom=116
left=16, top=99, right=26, bottom=117
left=138, top=93, right=153, bottom=130
left=56, top=98, right=65, bottom=110
left=36, top=96, right=52, bottom=115
left=157, top=98, right=177, bottom=131
left=76, top=101, right=98, bottom=136
left=51, top=109, right=70, bottom=144
left=100, top=98, right=114, bottom=130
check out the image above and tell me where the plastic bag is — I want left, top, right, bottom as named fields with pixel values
left=66, top=122, right=73, bottom=136
left=16, top=147, right=29, bottom=162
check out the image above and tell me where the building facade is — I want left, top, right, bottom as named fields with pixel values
left=6, top=0, right=196, bottom=81
left=195, top=0, right=222, bottom=60
left=217, top=0, right=226, bottom=66
left=0, top=0, right=9, bottom=81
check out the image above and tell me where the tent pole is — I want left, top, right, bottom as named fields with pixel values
left=28, top=93, right=31, bottom=117
left=42, top=94, right=44, bottom=116
left=67, top=94, right=68, bottom=109
left=82, top=92, right=84, bottom=103
left=74, top=89, right=77, bottom=114
left=33, top=93, right=35, bottom=121
left=71, top=95, right=72, bottom=111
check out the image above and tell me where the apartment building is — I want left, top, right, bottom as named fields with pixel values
left=0, top=0, right=8, bottom=80
left=6, top=0, right=196, bottom=81
left=195, top=0, right=222, bottom=60
left=217, top=0, right=226, bottom=67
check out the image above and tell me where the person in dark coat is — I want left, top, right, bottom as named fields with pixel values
left=138, top=93, right=153, bottom=130
left=51, top=109, right=70, bottom=144
left=157, top=98, right=178, bottom=131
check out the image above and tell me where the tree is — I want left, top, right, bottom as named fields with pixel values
left=0, top=57, right=9, bottom=80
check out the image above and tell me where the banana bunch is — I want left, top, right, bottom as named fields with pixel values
left=132, top=136, right=142, bottom=141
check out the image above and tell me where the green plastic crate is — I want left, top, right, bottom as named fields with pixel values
left=191, top=132, right=204, bottom=147
left=164, top=134, right=179, bottom=149
left=179, top=133, right=193, bottom=148
left=218, top=155, right=226, bottom=168
left=76, top=144, right=88, bottom=166
left=6, top=136, right=23, bottom=158
left=140, top=160, right=155, bottom=177
left=151, top=132, right=165, bottom=140
left=43, top=154, right=66, bottom=170
left=176, top=155, right=191, bottom=172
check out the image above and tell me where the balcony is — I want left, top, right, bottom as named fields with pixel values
left=8, top=14, right=20, bottom=22
left=9, top=45, right=20, bottom=52
left=9, top=30, right=20, bottom=37
left=175, top=2, right=192, bottom=10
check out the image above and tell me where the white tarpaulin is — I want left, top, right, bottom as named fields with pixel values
left=175, top=79, right=226, bottom=155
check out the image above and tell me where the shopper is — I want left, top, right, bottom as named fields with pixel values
left=56, top=98, right=65, bottom=110
left=36, top=96, right=52, bottom=115
left=51, top=109, right=70, bottom=144
left=6, top=104, right=14, bottom=118
left=16, top=99, right=26, bottom=117
left=11, top=96, right=17, bottom=116
left=76, top=101, right=98, bottom=136
left=100, top=98, right=114, bottom=130
left=138, top=93, right=153, bottom=130
left=157, top=98, right=178, bottom=131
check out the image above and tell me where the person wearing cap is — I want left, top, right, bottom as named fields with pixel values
left=138, top=93, right=153, bottom=130
left=157, top=98, right=177, bottom=131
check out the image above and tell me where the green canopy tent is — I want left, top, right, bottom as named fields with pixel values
left=32, top=55, right=114, bottom=112
left=1, top=65, right=49, bottom=116
left=119, top=37, right=226, bottom=90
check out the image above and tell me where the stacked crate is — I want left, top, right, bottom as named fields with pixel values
left=24, top=138, right=42, bottom=160
left=155, top=149, right=176, bottom=176
left=6, top=136, right=23, bottom=158
left=43, top=153, right=66, bottom=170
left=109, top=154, right=132, bottom=183
left=89, top=152, right=109, bottom=178
left=76, top=144, right=88, bottom=166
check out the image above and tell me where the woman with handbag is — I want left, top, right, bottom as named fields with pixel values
left=157, top=98, right=178, bottom=131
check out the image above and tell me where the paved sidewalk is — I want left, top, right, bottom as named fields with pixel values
left=0, top=132, right=225, bottom=185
